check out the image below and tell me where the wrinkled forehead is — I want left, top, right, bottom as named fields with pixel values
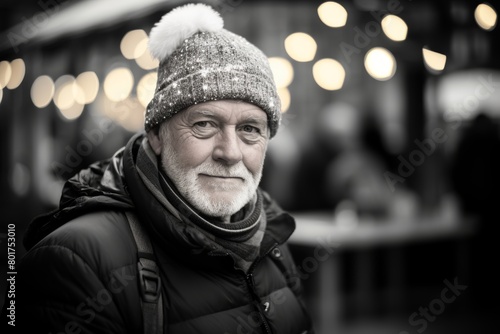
left=182, top=100, right=268, bottom=123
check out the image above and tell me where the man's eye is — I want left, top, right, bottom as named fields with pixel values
left=242, top=125, right=260, bottom=133
left=194, top=121, right=210, bottom=128
left=192, top=121, right=217, bottom=137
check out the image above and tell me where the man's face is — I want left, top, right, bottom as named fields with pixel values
left=150, top=100, right=269, bottom=219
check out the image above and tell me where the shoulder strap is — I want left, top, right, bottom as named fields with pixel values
left=125, top=211, right=164, bottom=334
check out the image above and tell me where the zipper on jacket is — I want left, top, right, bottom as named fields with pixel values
left=245, top=273, right=272, bottom=334
left=243, top=242, right=279, bottom=334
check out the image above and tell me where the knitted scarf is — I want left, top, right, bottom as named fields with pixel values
left=134, top=137, right=266, bottom=272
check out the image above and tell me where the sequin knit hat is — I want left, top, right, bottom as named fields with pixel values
left=145, top=3, right=281, bottom=137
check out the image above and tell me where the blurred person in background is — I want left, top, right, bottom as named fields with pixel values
left=293, top=101, right=394, bottom=217
left=1, top=4, right=313, bottom=334
left=322, top=104, right=393, bottom=218
left=450, top=112, right=500, bottom=312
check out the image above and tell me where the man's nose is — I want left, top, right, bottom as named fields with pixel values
left=212, top=128, right=243, bottom=165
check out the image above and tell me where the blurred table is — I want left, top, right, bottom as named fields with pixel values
left=290, top=211, right=475, bottom=248
left=288, top=210, right=476, bottom=333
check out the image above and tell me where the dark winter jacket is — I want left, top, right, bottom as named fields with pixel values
left=2, top=133, right=313, bottom=334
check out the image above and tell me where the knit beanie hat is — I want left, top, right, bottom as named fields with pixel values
left=145, top=3, right=281, bottom=137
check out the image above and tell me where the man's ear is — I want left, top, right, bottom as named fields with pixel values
left=147, top=128, right=162, bottom=155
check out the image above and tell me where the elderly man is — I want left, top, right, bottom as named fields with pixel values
left=2, top=3, right=313, bottom=334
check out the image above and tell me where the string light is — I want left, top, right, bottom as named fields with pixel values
left=58, top=102, right=84, bottom=120
left=6, top=58, right=25, bottom=89
left=277, top=87, right=291, bottom=113
left=54, top=75, right=76, bottom=110
left=268, top=57, right=294, bottom=88
left=137, top=72, right=157, bottom=108
left=318, top=2, right=348, bottom=28
left=53, top=75, right=85, bottom=120
left=313, top=58, right=345, bottom=90
left=120, top=29, right=148, bottom=59
left=284, top=33, right=317, bottom=62
left=0, top=61, right=11, bottom=89
left=104, top=67, right=134, bottom=102
left=75, top=71, right=99, bottom=104
left=422, top=48, right=447, bottom=72
left=381, top=15, right=408, bottom=41
left=364, top=47, right=397, bottom=81
left=135, top=42, right=159, bottom=70
left=31, top=75, right=55, bottom=108
left=474, top=3, right=497, bottom=31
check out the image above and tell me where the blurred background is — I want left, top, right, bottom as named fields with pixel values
left=1, top=0, right=499, bottom=333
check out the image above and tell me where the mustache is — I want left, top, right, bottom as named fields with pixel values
left=194, top=162, right=251, bottom=179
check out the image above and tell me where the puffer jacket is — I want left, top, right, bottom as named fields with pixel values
left=2, top=133, right=313, bottom=334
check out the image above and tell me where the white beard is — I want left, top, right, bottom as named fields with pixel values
left=160, top=135, right=263, bottom=218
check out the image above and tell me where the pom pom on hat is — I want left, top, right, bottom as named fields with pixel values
left=145, top=3, right=282, bottom=137
left=148, top=3, right=224, bottom=60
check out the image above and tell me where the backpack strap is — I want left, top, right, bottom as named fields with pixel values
left=125, top=211, right=164, bottom=334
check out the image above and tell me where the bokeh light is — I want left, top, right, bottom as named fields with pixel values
left=422, top=48, right=447, bottom=72
left=0, top=61, right=12, bottom=89
left=313, top=58, right=346, bottom=90
left=277, top=87, right=291, bottom=113
left=135, top=44, right=159, bottom=70
left=284, top=33, right=317, bottom=62
left=54, top=75, right=76, bottom=110
left=75, top=71, right=99, bottom=104
left=104, top=67, right=134, bottom=102
left=364, top=47, right=397, bottom=81
left=53, top=75, right=84, bottom=120
left=6, top=58, right=25, bottom=89
left=134, top=36, right=148, bottom=59
left=58, top=101, right=84, bottom=120
left=318, top=2, right=348, bottom=28
left=474, top=3, right=497, bottom=31
left=268, top=57, right=294, bottom=88
left=120, top=29, right=148, bottom=59
left=31, top=75, right=55, bottom=108
left=381, top=15, right=408, bottom=41
left=137, top=72, right=157, bottom=108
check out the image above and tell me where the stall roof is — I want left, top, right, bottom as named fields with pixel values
left=0, top=0, right=196, bottom=51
